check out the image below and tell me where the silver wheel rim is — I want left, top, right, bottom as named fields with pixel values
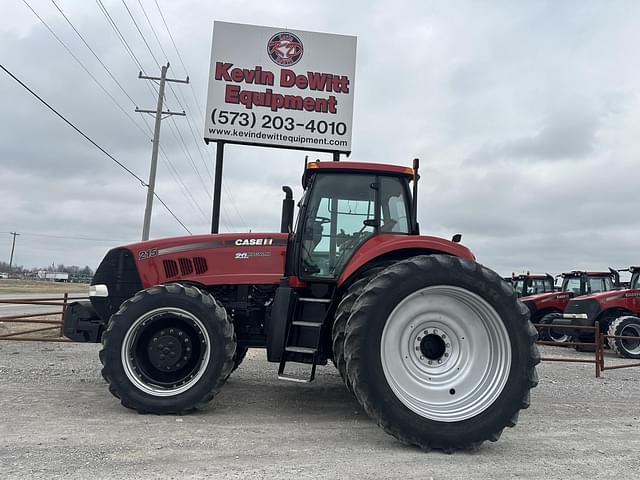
left=380, top=285, right=512, bottom=422
left=620, top=323, right=640, bottom=355
left=121, top=307, right=211, bottom=397
left=549, top=328, right=569, bottom=343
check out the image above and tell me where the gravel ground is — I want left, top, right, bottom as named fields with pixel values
left=0, top=342, right=639, bottom=479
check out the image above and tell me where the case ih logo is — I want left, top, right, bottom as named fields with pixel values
left=267, top=32, right=303, bottom=66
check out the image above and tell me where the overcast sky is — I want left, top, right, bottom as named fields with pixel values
left=1, top=0, right=639, bottom=277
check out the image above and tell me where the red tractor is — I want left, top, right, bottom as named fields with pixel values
left=63, top=160, right=538, bottom=451
left=508, top=273, right=555, bottom=298
left=520, top=270, right=619, bottom=343
left=561, top=266, right=640, bottom=358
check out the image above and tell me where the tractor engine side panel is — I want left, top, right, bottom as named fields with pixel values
left=128, top=233, right=289, bottom=288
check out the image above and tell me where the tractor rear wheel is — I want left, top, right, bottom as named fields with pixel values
left=332, top=266, right=386, bottom=391
left=539, top=312, right=570, bottom=343
left=100, top=283, right=236, bottom=414
left=608, top=316, right=640, bottom=359
left=343, top=255, right=539, bottom=451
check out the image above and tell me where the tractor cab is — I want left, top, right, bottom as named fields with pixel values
left=618, top=266, right=640, bottom=290
left=559, top=269, right=619, bottom=296
left=510, top=273, right=555, bottom=297
left=287, top=161, right=415, bottom=280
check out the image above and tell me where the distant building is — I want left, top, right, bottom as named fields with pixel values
left=36, top=271, right=69, bottom=282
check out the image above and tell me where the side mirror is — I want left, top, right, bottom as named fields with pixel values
left=280, top=186, right=294, bottom=233
left=451, top=233, right=462, bottom=243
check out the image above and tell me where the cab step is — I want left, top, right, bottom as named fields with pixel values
left=277, top=295, right=330, bottom=383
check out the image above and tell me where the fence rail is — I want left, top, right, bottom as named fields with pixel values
left=534, top=322, right=640, bottom=377
left=0, top=293, right=87, bottom=342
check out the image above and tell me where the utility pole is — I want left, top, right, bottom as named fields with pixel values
left=136, top=62, right=188, bottom=241
left=8, top=231, right=19, bottom=273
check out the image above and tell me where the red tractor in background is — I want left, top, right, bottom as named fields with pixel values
left=519, top=269, right=619, bottom=343
left=561, top=266, right=640, bottom=358
left=508, top=273, right=555, bottom=298
left=63, top=159, right=539, bottom=451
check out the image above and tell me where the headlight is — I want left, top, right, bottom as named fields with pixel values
left=89, top=284, right=109, bottom=297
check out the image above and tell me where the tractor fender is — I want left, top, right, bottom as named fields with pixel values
left=595, top=307, right=634, bottom=324
left=337, top=234, right=475, bottom=288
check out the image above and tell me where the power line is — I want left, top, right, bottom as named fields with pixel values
left=133, top=1, right=242, bottom=232
left=50, top=0, right=138, bottom=107
left=153, top=0, right=205, bottom=120
left=1, top=231, right=133, bottom=243
left=136, top=2, right=213, bottom=182
left=0, top=63, right=191, bottom=235
left=139, top=114, right=207, bottom=223
left=21, top=0, right=149, bottom=139
left=136, top=0, right=170, bottom=63
left=158, top=147, right=209, bottom=224
left=166, top=115, right=211, bottom=198
left=95, top=0, right=146, bottom=73
left=94, top=0, right=203, bottom=228
left=121, top=0, right=161, bottom=69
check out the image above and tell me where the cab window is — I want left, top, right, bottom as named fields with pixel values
left=588, top=277, right=606, bottom=293
left=379, top=176, right=410, bottom=234
left=300, top=173, right=376, bottom=278
left=563, top=278, right=582, bottom=295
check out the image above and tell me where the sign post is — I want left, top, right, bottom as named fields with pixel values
left=204, top=21, right=357, bottom=233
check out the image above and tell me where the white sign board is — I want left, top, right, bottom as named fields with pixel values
left=204, top=21, right=357, bottom=153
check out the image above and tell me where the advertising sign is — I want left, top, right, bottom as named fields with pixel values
left=204, top=21, right=357, bottom=153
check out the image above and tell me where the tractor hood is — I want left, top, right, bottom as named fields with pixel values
left=122, top=232, right=289, bottom=288
left=88, top=233, right=288, bottom=323
left=575, top=287, right=640, bottom=304
left=520, top=291, right=572, bottom=305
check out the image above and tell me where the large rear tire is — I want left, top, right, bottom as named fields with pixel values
left=100, top=283, right=236, bottom=414
left=343, top=255, right=539, bottom=451
left=332, top=266, right=386, bottom=390
left=608, top=316, right=640, bottom=359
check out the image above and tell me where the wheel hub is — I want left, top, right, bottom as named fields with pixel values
left=418, top=330, right=450, bottom=363
left=147, top=331, right=189, bottom=371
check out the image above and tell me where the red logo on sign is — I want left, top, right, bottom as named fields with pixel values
left=267, top=32, right=303, bottom=66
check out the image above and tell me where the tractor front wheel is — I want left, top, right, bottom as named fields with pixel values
left=343, top=255, right=539, bottom=451
left=100, top=283, right=236, bottom=414
left=539, top=312, right=570, bottom=343
left=608, top=316, right=640, bottom=359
